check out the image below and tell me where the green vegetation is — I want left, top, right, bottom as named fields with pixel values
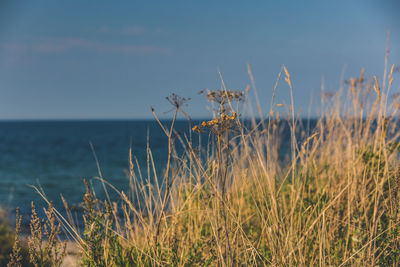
left=6, top=62, right=400, bottom=266
left=0, top=208, right=32, bottom=267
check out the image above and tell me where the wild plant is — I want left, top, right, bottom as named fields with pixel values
left=80, top=179, right=127, bottom=267
left=28, top=202, right=66, bottom=267
left=7, top=208, right=22, bottom=267
left=12, top=49, right=400, bottom=266
left=192, top=89, right=244, bottom=265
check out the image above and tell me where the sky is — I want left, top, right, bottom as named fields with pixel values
left=0, top=0, right=399, bottom=119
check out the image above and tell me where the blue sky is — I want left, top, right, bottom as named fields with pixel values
left=0, top=0, right=399, bottom=119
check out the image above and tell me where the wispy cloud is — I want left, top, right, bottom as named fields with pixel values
left=2, top=37, right=170, bottom=56
left=97, top=25, right=167, bottom=36
left=33, top=38, right=93, bottom=53
left=120, top=25, right=146, bottom=35
left=2, top=43, right=28, bottom=53
left=1, top=43, right=28, bottom=64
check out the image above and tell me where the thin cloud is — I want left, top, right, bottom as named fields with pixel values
left=1, top=43, right=28, bottom=64
left=2, top=43, right=28, bottom=53
left=96, top=25, right=167, bottom=36
left=33, top=38, right=93, bottom=53
left=2, top=37, right=170, bottom=56
left=97, top=26, right=112, bottom=34
left=97, top=25, right=145, bottom=35
left=120, top=25, right=146, bottom=35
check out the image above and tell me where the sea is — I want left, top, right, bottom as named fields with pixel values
left=0, top=119, right=307, bottom=230
left=0, top=120, right=191, bottom=226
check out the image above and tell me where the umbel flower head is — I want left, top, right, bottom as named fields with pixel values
left=203, top=89, right=244, bottom=105
left=192, top=112, right=238, bottom=134
left=193, top=89, right=243, bottom=134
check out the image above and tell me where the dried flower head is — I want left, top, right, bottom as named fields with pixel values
left=166, top=93, right=191, bottom=108
left=202, top=89, right=244, bottom=105
left=193, top=89, right=243, bottom=135
left=193, top=111, right=238, bottom=134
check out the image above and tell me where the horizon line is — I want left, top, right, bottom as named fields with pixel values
left=0, top=116, right=337, bottom=122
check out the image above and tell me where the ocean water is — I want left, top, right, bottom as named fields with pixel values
left=0, top=119, right=312, bottom=229
left=0, top=120, right=195, bottom=226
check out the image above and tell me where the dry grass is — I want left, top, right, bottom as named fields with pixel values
left=9, top=58, right=400, bottom=266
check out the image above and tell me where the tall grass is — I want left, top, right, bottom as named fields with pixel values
left=9, top=59, right=400, bottom=266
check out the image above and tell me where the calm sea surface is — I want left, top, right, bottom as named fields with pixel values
left=0, top=120, right=196, bottom=225
left=0, top=119, right=313, bottom=228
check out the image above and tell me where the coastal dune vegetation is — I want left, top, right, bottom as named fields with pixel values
left=5, top=59, right=400, bottom=266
